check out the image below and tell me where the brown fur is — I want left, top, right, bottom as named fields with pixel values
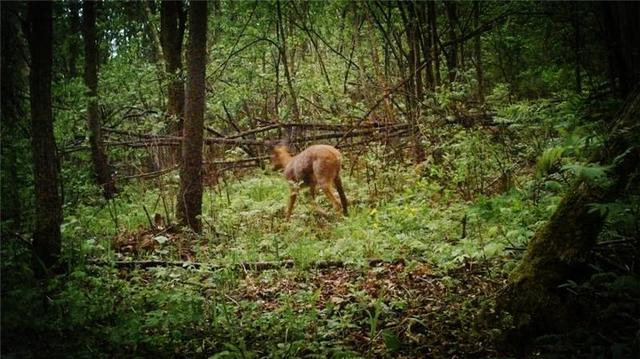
left=271, top=144, right=348, bottom=219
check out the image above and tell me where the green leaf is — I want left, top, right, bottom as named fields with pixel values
left=536, top=146, right=565, bottom=177
left=562, top=162, right=612, bottom=185
left=382, top=329, right=402, bottom=353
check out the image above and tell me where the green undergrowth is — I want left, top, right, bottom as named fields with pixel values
left=2, top=243, right=507, bottom=357
left=4, top=95, right=623, bottom=357
left=60, top=162, right=557, bottom=273
left=4, top=154, right=558, bottom=357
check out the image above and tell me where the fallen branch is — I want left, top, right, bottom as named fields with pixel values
left=116, top=157, right=269, bottom=182
left=205, top=156, right=270, bottom=166
left=117, top=165, right=179, bottom=181
left=88, top=258, right=405, bottom=271
left=226, top=124, right=281, bottom=139
left=102, top=124, right=410, bottom=148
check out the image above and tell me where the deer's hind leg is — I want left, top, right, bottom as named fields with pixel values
left=309, top=185, right=329, bottom=216
left=321, top=184, right=343, bottom=215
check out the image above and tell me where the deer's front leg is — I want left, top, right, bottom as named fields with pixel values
left=285, top=184, right=300, bottom=220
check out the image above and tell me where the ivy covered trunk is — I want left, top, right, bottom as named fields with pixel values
left=497, top=89, right=640, bottom=348
left=28, top=1, right=63, bottom=274
left=176, top=0, right=207, bottom=233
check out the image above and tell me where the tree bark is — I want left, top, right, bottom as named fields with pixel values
left=83, top=0, right=116, bottom=199
left=67, top=1, right=81, bottom=78
left=496, top=88, right=640, bottom=349
left=427, top=1, right=440, bottom=86
left=176, top=0, right=207, bottom=233
left=599, top=2, right=640, bottom=98
left=444, top=2, right=458, bottom=83
left=160, top=0, right=186, bottom=166
left=1, top=1, right=24, bottom=231
left=399, top=1, right=425, bottom=163
left=572, top=3, right=581, bottom=93
left=276, top=0, right=301, bottom=128
left=474, top=2, right=484, bottom=102
left=28, top=1, right=63, bottom=274
left=417, top=1, right=434, bottom=91
left=161, top=0, right=186, bottom=131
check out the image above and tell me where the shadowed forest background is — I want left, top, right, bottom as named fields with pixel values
left=1, top=0, right=639, bottom=357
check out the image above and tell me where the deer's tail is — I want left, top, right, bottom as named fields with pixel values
left=335, top=175, right=348, bottom=216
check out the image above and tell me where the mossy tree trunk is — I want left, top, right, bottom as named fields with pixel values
left=497, top=88, right=640, bottom=348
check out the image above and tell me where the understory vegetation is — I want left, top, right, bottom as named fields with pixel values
left=2, top=1, right=639, bottom=357
left=5, top=95, right=639, bottom=357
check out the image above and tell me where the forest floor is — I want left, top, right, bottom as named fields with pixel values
left=217, top=259, right=507, bottom=357
left=4, top=161, right=525, bottom=357
left=4, top=122, right=638, bottom=357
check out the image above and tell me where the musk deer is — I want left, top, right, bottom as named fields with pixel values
left=271, top=144, right=348, bottom=220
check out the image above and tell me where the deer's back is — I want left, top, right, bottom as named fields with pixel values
left=284, top=145, right=342, bottom=185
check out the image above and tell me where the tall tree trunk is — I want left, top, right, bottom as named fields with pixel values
left=444, top=2, right=458, bottom=83
left=600, top=2, right=640, bottom=98
left=176, top=0, right=207, bottom=233
left=428, top=1, right=440, bottom=86
left=161, top=0, right=186, bottom=164
left=1, top=1, right=24, bottom=232
left=573, top=3, right=581, bottom=93
left=274, top=47, right=280, bottom=117
left=497, top=88, right=640, bottom=350
left=28, top=1, right=62, bottom=274
left=83, top=0, right=116, bottom=199
left=276, top=0, right=300, bottom=129
left=160, top=1, right=186, bottom=123
left=67, top=1, right=81, bottom=78
left=474, top=2, right=484, bottom=102
left=417, top=1, right=434, bottom=91
left=399, top=1, right=425, bottom=163
left=405, top=2, right=423, bottom=103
